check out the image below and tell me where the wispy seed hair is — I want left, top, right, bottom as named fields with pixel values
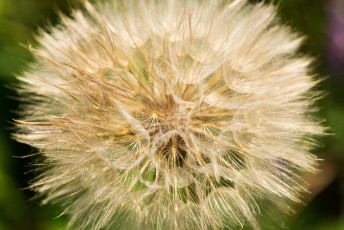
left=14, top=0, right=326, bottom=229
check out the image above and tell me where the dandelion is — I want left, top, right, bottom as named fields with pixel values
left=14, top=0, right=326, bottom=229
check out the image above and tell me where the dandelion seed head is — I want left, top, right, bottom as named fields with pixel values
left=15, top=0, right=326, bottom=229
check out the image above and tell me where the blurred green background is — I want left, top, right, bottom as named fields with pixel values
left=0, top=0, right=343, bottom=229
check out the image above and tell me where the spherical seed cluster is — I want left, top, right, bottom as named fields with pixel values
left=15, top=0, right=325, bottom=229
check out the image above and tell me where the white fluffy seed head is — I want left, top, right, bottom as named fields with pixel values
left=14, top=0, right=326, bottom=229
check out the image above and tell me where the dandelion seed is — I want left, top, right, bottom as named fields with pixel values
left=14, top=0, right=326, bottom=229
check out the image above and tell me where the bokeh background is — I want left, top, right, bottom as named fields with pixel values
left=0, top=0, right=343, bottom=229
